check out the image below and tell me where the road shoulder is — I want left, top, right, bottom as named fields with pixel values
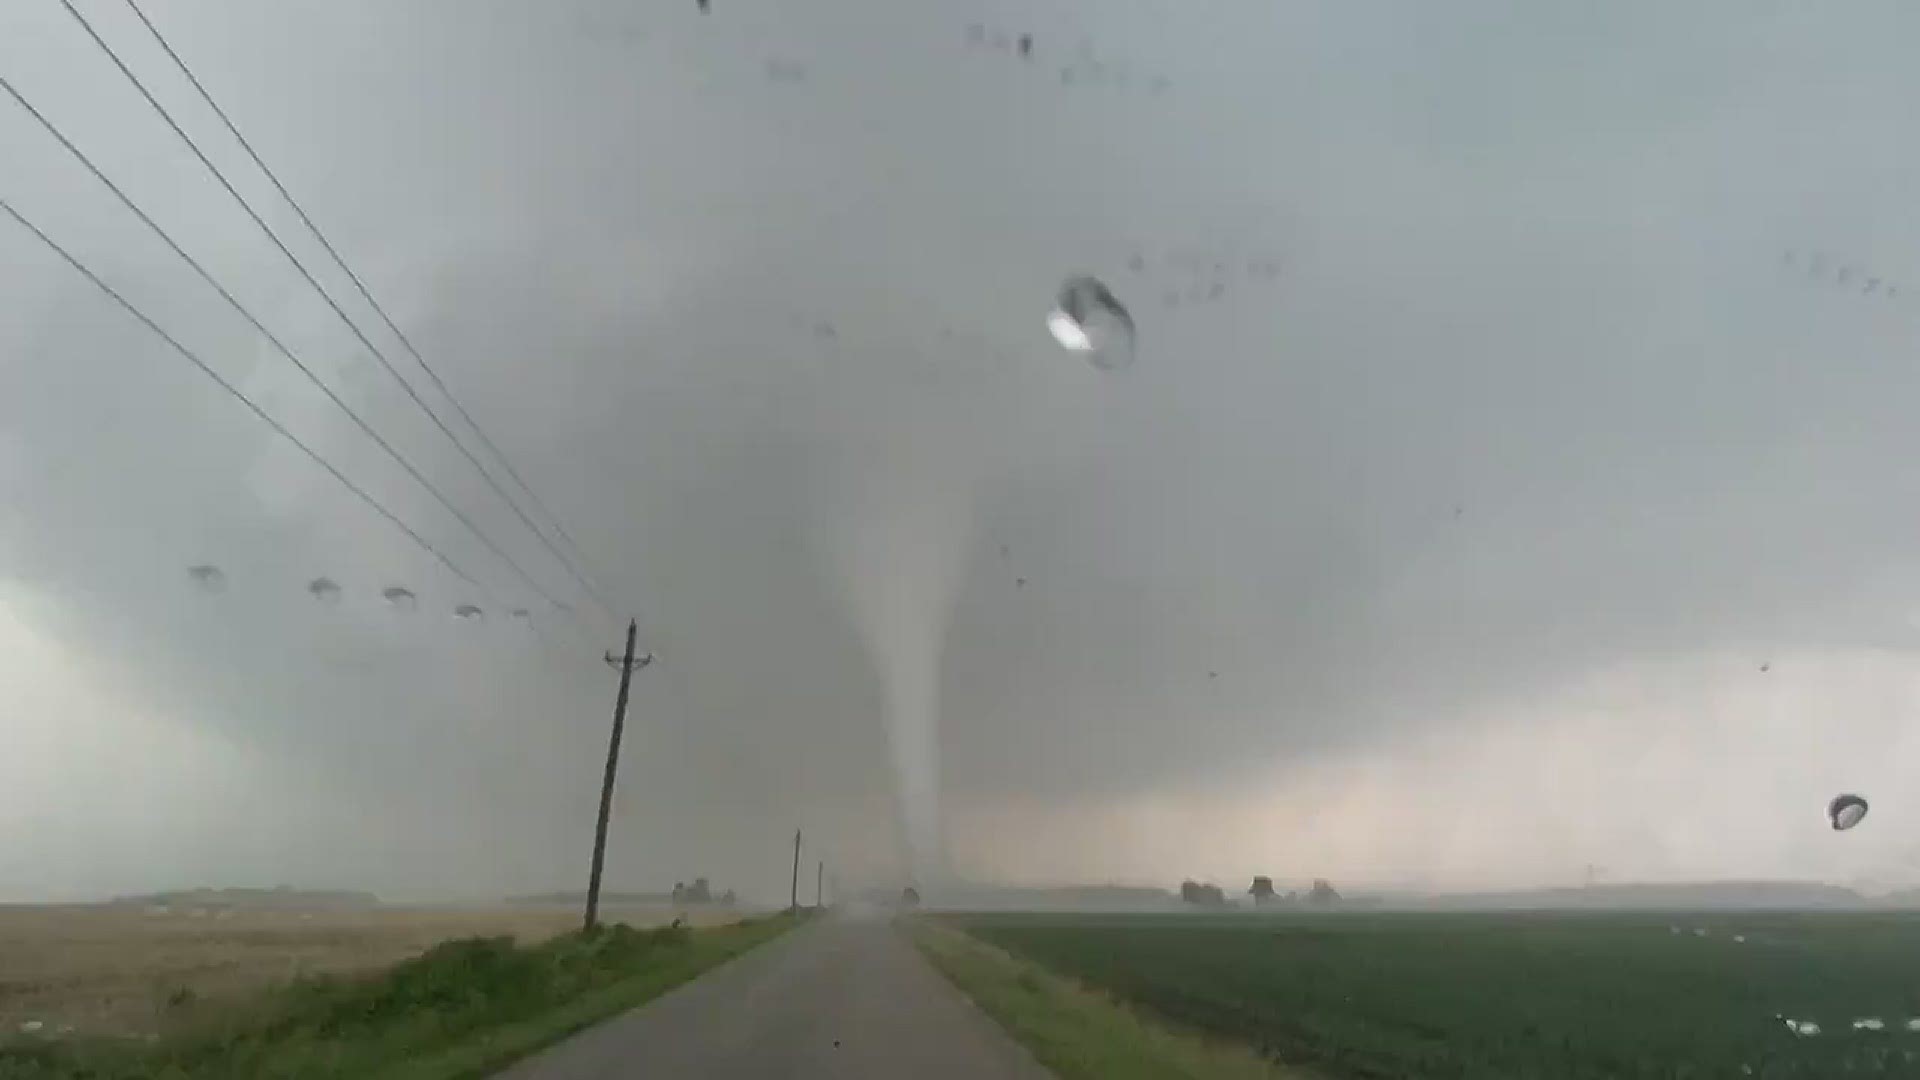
left=907, top=918, right=1296, bottom=1080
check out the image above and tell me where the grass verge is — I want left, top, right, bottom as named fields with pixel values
left=907, top=917, right=1296, bottom=1080
left=0, top=911, right=800, bottom=1080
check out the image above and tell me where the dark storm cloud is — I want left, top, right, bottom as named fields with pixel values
left=7, top=0, right=1920, bottom=899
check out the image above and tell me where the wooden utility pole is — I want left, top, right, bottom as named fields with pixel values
left=816, top=860, right=824, bottom=908
left=790, top=829, right=802, bottom=911
left=585, top=620, right=652, bottom=931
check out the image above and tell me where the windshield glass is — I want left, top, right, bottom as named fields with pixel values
left=3, top=3, right=1915, bottom=1077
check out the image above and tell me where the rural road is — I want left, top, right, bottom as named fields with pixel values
left=494, top=914, right=1053, bottom=1079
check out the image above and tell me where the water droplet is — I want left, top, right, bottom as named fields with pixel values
left=381, top=586, right=417, bottom=613
left=308, top=577, right=342, bottom=604
left=186, top=565, right=225, bottom=593
left=764, top=57, right=807, bottom=83
left=1049, top=276, right=1136, bottom=371
left=1830, top=793, right=1869, bottom=831
left=1779, top=1016, right=1822, bottom=1037
left=453, top=604, right=484, bottom=622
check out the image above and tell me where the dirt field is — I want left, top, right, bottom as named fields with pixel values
left=0, top=903, right=740, bottom=1037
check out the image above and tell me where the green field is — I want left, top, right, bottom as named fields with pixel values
left=953, top=911, right=1920, bottom=1079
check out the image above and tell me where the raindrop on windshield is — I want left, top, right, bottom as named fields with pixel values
left=453, top=604, right=484, bottom=622
left=1829, top=793, right=1868, bottom=831
left=381, top=586, right=417, bottom=613
left=307, top=577, right=342, bottom=605
left=1048, top=275, right=1135, bottom=371
left=186, top=565, right=226, bottom=593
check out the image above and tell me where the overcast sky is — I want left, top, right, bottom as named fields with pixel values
left=6, top=0, right=1920, bottom=904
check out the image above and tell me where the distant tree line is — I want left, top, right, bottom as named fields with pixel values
left=670, top=878, right=736, bottom=906
left=1177, top=876, right=1341, bottom=908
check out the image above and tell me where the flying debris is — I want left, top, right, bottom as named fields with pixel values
left=307, top=577, right=342, bottom=605
left=1829, top=793, right=1869, bottom=831
left=381, top=586, right=418, bottom=613
left=1048, top=275, right=1136, bottom=371
left=186, top=564, right=226, bottom=593
left=453, top=604, right=484, bottom=622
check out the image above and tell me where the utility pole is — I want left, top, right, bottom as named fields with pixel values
left=584, top=619, right=652, bottom=932
left=790, top=829, right=802, bottom=912
left=816, top=860, right=824, bottom=908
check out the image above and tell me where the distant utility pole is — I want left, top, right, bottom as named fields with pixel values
left=790, top=829, right=802, bottom=912
left=584, top=619, right=652, bottom=932
left=816, top=860, right=824, bottom=908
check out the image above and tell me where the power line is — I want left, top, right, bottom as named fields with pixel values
left=59, top=0, right=619, bottom=627
left=0, top=196, right=480, bottom=592
left=118, top=0, right=619, bottom=620
left=0, top=74, right=578, bottom=625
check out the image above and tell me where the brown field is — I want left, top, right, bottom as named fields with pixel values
left=0, top=903, right=742, bottom=1037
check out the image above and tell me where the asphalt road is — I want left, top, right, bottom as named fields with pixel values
left=494, top=913, right=1053, bottom=1079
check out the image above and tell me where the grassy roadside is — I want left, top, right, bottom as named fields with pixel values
left=0, top=912, right=801, bottom=1080
left=907, top=917, right=1297, bottom=1080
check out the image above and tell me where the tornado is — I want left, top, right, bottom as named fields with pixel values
left=819, top=481, right=975, bottom=887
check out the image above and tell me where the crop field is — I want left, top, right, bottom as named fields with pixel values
left=954, top=911, right=1920, bottom=1079
left=0, top=903, right=737, bottom=1038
